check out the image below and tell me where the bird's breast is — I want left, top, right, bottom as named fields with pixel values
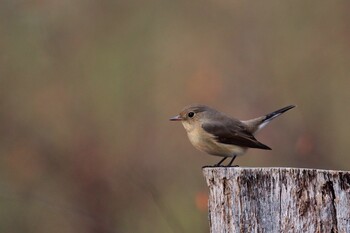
left=186, top=125, right=246, bottom=157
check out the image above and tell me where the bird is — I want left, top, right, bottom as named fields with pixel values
left=170, top=104, right=295, bottom=166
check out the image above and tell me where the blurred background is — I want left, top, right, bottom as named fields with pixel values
left=0, top=0, right=350, bottom=232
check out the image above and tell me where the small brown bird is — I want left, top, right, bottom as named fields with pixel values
left=170, top=104, right=295, bottom=166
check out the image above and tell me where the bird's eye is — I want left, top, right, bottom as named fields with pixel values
left=188, top=112, right=195, bottom=118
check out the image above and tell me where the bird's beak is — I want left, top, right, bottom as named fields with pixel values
left=169, top=115, right=182, bottom=121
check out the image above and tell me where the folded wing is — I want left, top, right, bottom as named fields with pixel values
left=202, top=120, right=271, bottom=150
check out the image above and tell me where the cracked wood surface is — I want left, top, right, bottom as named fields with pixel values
left=203, top=167, right=350, bottom=233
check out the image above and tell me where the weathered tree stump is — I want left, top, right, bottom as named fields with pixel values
left=203, top=167, right=350, bottom=233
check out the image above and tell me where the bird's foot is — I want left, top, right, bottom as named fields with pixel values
left=202, top=164, right=239, bottom=168
left=202, top=164, right=224, bottom=168
left=214, top=163, right=226, bottom=167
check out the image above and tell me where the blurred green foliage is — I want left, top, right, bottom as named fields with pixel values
left=0, top=0, right=350, bottom=232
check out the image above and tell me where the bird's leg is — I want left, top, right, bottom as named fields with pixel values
left=215, top=157, right=228, bottom=166
left=227, top=155, right=238, bottom=167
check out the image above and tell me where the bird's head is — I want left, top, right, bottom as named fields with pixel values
left=170, top=104, right=213, bottom=132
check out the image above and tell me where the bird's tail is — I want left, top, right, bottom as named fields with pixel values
left=243, top=105, right=296, bottom=133
left=263, top=105, right=296, bottom=123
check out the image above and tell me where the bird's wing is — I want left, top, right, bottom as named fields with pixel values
left=202, top=120, right=271, bottom=150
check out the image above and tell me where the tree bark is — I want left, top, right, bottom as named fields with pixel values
left=203, top=167, right=350, bottom=233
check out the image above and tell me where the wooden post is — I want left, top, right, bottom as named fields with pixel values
left=203, top=167, right=350, bottom=233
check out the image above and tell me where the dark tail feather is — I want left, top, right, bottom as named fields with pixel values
left=243, top=104, right=296, bottom=133
left=264, top=105, right=296, bottom=123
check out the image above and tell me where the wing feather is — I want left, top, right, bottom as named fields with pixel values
left=202, top=120, right=271, bottom=150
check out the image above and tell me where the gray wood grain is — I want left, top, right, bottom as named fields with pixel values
left=203, top=167, right=350, bottom=233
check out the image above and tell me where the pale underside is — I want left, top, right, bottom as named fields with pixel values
left=183, top=121, right=247, bottom=157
